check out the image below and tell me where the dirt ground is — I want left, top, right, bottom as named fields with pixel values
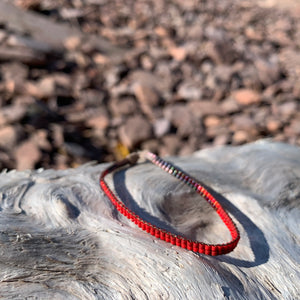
left=0, top=0, right=299, bottom=170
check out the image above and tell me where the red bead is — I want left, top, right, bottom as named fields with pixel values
left=216, top=245, right=223, bottom=255
left=211, top=245, right=218, bottom=256
left=129, top=211, right=135, bottom=222
left=215, top=202, right=220, bottom=210
left=155, top=229, right=160, bottom=238
left=170, top=236, right=176, bottom=245
left=223, top=244, right=230, bottom=254
left=165, top=233, right=170, bottom=243
left=150, top=227, right=155, bottom=236
left=187, top=241, right=193, bottom=251
left=181, top=239, right=187, bottom=249
left=198, top=243, right=205, bottom=253
left=204, top=245, right=211, bottom=255
left=192, top=242, right=198, bottom=252
left=146, top=225, right=151, bottom=233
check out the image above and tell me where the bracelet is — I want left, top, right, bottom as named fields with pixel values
left=100, top=151, right=240, bottom=256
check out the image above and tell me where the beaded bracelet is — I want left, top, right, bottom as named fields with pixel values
left=100, top=151, right=240, bottom=256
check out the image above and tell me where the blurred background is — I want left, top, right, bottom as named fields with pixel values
left=0, top=0, right=299, bottom=170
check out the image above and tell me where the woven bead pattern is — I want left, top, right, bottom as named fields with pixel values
left=100, top=151, right=240, bottom=256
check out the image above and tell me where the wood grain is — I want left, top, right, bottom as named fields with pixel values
left=0, top=140, right=299, bottom=299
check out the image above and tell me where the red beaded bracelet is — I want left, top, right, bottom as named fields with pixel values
left=100, top=151, right=240, bottom=256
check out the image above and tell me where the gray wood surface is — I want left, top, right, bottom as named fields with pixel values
left=0, top=140, right=299, bottom=299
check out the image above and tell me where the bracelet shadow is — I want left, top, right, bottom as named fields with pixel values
left=200, top=183, right=270, bottom=268
left=113, top=168, right=184, bottom=237
left=112, top=163, right=270, bottom=268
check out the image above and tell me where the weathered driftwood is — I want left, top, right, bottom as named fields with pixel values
left=0, top=140, right=299, bottom=299
left=0, top=1, right=126, bottom=60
